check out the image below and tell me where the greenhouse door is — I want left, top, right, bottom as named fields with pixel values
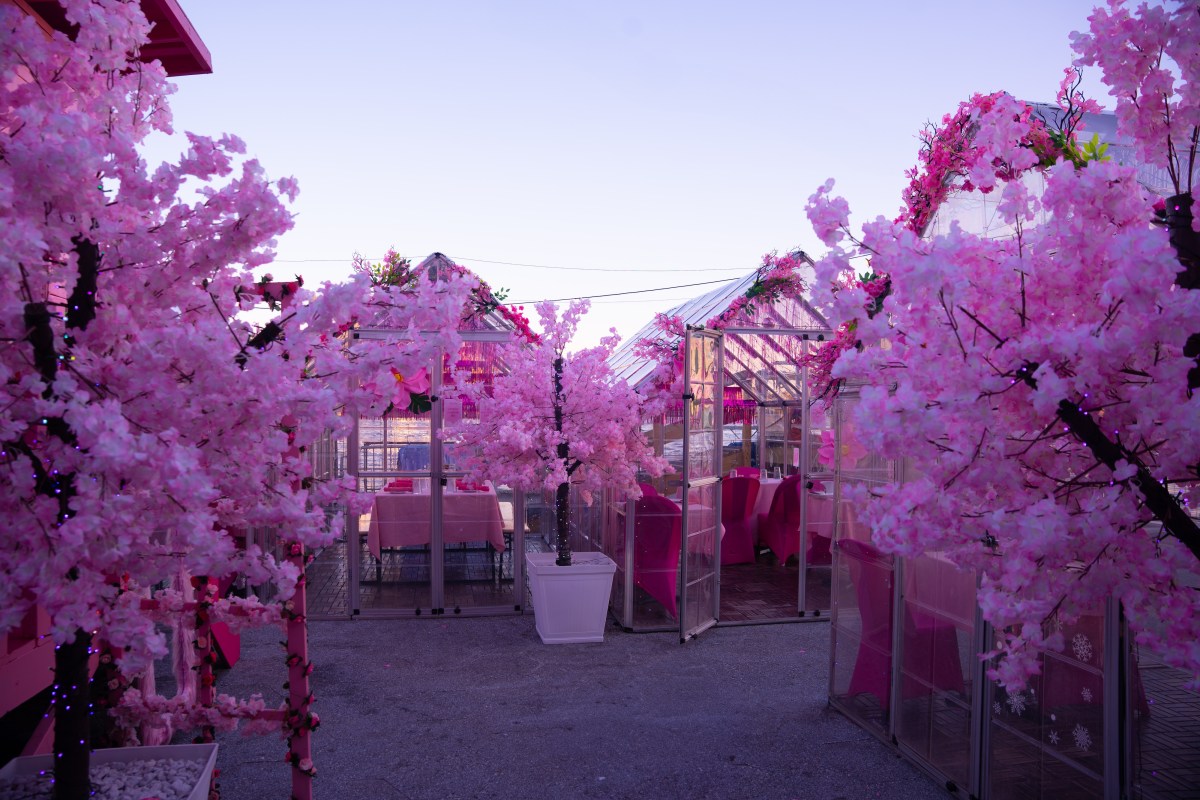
left=680, top=329, right=723, bottom=641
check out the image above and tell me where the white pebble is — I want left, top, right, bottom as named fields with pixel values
left=0, top=757, right=206, bottom=800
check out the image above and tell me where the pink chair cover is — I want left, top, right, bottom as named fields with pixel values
left=757, top=475, right=833, bottom=566
left=634, top=495, right=682, bottom=619
left=637, top=482, right=660, bottom=498
left=841, top=538, right=895, bottom=709
left=842, top=539, right=965, bottom=710
left=720, top=477, right=760, bottom=565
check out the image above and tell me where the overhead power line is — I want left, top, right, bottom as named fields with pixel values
left=271, top=254, right=750, bottom=274
left=511, top=278, right=736, bottom=304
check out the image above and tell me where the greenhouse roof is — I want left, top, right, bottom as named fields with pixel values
left=609, top=260, right=831, bottom=394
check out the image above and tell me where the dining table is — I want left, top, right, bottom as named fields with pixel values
left=367, top=484, right=506, bottom=561
left=750, top=478, right=783, bottom=530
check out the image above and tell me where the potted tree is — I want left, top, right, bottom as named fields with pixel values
left=452, top=300, right=667, bottom=642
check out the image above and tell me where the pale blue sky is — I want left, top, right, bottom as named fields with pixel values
left=150, top=1, right=1105, bottom=346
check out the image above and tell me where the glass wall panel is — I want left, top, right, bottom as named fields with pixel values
left=306, top=430, right=349, bottom=618
left=680, top=330, right=721, bottom=639
left=681, top=481, right=720, bottom=635
left=437, top=479, right=518, bottom=613
left=357, top=411, right=434, bottom=613
left=896, top=551, right=976, bottom=787
left=629, top=493, right=683, bottom=629
left=986, top=607, right=1107, bottom=799
left=829, top=389, right=896, bottom=734
left=831, top=535, right=894, bottom=736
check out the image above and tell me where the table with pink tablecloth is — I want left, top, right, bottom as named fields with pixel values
left=367, top=488, right=506, bottom=560
left=751, top=478, right=783, bottom=520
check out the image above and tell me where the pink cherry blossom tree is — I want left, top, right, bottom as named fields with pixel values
left=803, top=1, right=1199, bottom=689
left=0, top=2, right=471, bottom=795
left=450, top=300, right=668, bottom=566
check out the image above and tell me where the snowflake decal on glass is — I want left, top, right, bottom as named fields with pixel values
left=1073, top=724, right=1092, bottom=751
left=1006, top=690, right=1028, bottom=716
left=1081, top=687, right=1093, bottom=703
left=1072, top=633, right=1094, bottom=663
left=992, top=701, right=1003, bottom=716
left=1048, top=730, right=1060, bottom=746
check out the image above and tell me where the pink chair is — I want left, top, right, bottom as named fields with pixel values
left=730, top=466, right=761, bottom=479
left=720, top=476, right=760, bottom=565
left=842, top=539, right=965, bottom=710
left=637, top=482, right=659, bottom=498
left=633, top=495, right=682, bottom=619
left=841, top=538, right=895, bottom=709
left=758, top=475, right=833, bottom=566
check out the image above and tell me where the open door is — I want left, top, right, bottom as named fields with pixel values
left=680, top=328, right=723, bottom=641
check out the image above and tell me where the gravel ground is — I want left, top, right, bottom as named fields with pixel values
left=211, top=616, right=948, bottom=800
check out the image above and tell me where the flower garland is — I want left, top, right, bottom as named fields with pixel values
left=112, top=689, right=283, bottom=738
left=113, top=556, right=317, bottom=798
left=805, top=77, right=1101, bottom=400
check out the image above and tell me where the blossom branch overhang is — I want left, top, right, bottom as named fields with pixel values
left=1006, top=364, right=1200, bottom=560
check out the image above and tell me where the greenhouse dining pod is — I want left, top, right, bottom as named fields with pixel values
left=826, top=386, right=1200, bottom=799
left=599, top=260, right=841, bottom=632
left=305, top=254, right=536, bottom=619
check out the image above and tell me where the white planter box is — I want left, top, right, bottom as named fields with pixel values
left=526, top=551, right=617, bottom=644
left=0, top=743, right=218, bottom=800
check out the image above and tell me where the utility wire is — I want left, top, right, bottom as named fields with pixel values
left=511, top=278, right=735, bottom=304
left=271, top=254, right=750, bottom=273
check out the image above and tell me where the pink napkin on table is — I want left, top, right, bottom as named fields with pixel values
left=456, top=479, right=486, bottom=492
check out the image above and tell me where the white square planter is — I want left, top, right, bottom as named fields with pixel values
left=0, top=743, right=218, bottom=800
left=526, top=551, right=617, bottom=644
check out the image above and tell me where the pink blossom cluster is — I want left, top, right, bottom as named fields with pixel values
left=448, top=300, right=668, bottom=560
left=1072, top=1, right=1200, bottom=199
left=804, top=0, right=1200, bottom=689
left=0, top=0, right=471, bottom=679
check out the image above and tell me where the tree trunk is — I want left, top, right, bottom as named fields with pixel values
left=54, top=630, right=92, bottom=800
left=555, top=480, right=571, bottom=566
left=553, top=356, right=572, bottom=566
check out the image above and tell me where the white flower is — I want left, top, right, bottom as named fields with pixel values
left=1048, top=730, right=1060, bottom=746
left=993, top=701, right=1003, bottom=716
left=1006, top=690, right=1028, bottom=716
left=1080, top=687, right=1093, bottom=703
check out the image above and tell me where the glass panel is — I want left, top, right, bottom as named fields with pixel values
left=357, top=409, right=434, bottom=613
left=437, top=479, right=516, bottom=611
left=896, top=551, right=976, bottom=787
left=630, top=493, right=682, bottom=628
left=439, top=338, right=524, bottom=611
left=987, top=607, right=1107, bottom=799
left=681, top=481, right=719, bottom=635
left=831, top=534, right=893, bottom=735
left=679, top=330, right=720, bottom=639
left=306, top=430, right=349, bottom=618
left=605, top=492, right=633, bottom=627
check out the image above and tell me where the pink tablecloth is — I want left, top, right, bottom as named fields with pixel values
left=751, top=478, right=783, bottom=520
left=367, top=488, right=505, bottom=560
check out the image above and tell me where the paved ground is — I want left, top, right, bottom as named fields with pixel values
left=212, top=616, right=949, bottom=800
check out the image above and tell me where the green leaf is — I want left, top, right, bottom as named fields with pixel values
left=407, top=392, right=434, bottom=415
